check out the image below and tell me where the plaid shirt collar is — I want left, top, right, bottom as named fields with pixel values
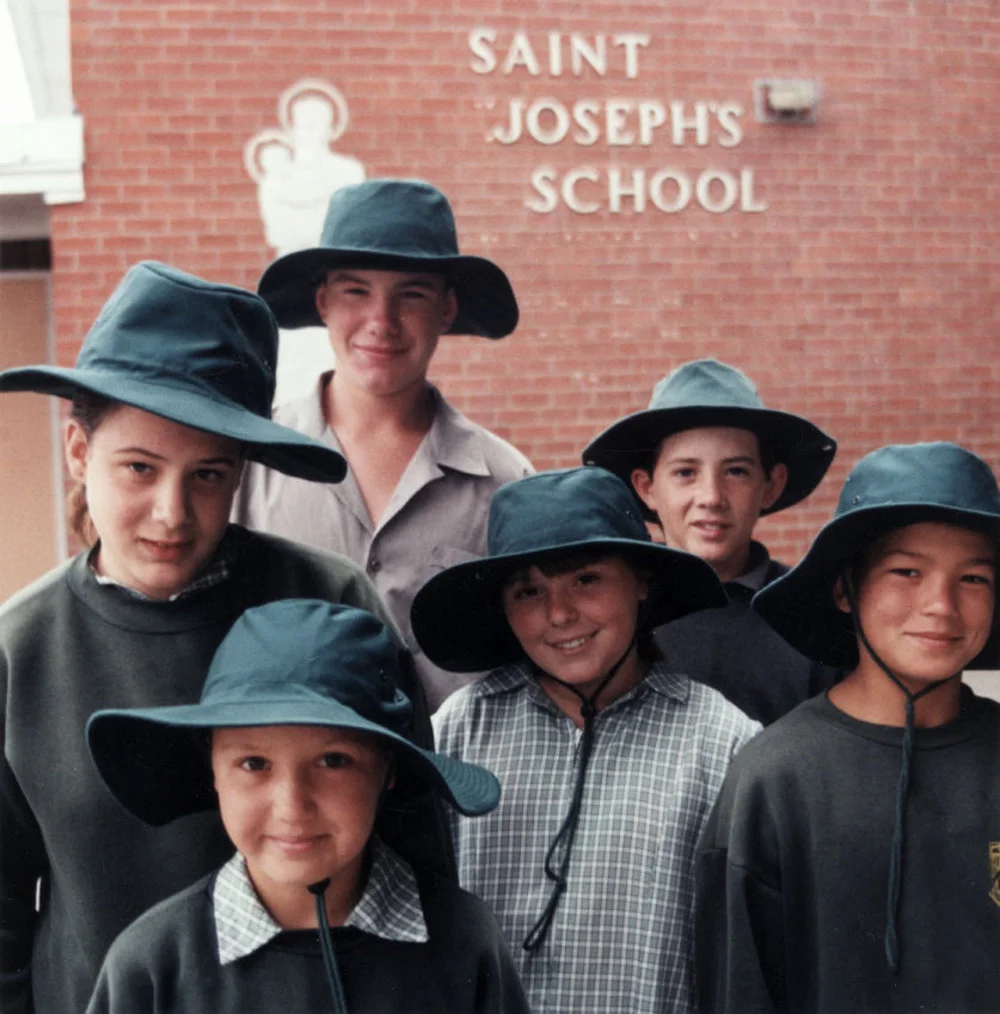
left=88, top=526, right=242, bottom=602
left=475, top=658, right=691, bottom=713
left=213, top=838, right=428, bottom=965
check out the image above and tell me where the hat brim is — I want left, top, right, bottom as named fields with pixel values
left=411, top=537, right=727, bottom=673
left=0, top=366, right=346, bottom=483
left=257, top=248, right=519, bottom=338
left=87, top=692, right=500, bottom=826
left=583, top=406, right=836, bottom=516
left=752, top=504, right=1000, bottom=670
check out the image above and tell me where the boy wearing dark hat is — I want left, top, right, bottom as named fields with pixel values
left=85, top=600, right=530, bottom=1014
left=233, top=178, right=532, bottom=711
left=411, top=467, right=759, bottom=1014
left=584, top=358, right=841, bottom=724
left=0, top=263, right=441, bottom=1014
left=695, top=442, right=1000, bottom=1013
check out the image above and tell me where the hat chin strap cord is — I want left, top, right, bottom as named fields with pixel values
left=522, top=629, right=640, bottom=953
left=841, top=573, right=962, bottom=975
left=307, top=878, right=349, bottom=1013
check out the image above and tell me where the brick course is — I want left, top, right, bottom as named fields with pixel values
left=55, top=0, right=1000, bottom=562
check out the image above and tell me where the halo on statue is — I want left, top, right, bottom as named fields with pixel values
left=278, top=79, right=350, bottom=144
left=243, top=129, right=294, bottom=184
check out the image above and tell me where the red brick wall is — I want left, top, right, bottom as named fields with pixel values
left=55, top=0, right=1000, bottom=562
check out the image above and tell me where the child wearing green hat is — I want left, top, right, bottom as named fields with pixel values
left=695, top=442, right=1000, bottom=1013
left=584, top=358, right=842, bottom=725
left=0, top=262, right=441, bottom=1014
left=84, top=600, right=529, bottom=1014
left=234, top=178, right=533, bottom=712
left=410, top=467, right=760, bottom=1014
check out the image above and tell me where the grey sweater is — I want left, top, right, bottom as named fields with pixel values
left=695, top=689, right=1000, bottom=1013
left=0, top=526, right=443, bottom=1014
left=86, top=869, right=530, bottom=1014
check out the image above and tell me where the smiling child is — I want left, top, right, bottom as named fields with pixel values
left=411, top=467, right=759, bottom=1013
left=695, top=442, right=1000, bottom=1013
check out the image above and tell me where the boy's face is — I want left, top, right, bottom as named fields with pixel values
left=315, top=268, right=457, bottom=400
left=212, top=724, right=391, bottom=927
left=631, top=426, right=788, bottom=583
left=65, top=405, right=242, bottom=599
left=837, top=521, right=996, bottom=691
left=502, top=555, right=649, bottom=702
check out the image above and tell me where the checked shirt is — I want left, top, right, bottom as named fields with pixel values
left=433, top=660, right=759, bottom=1014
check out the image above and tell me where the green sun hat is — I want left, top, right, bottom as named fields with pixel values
left=87, top=600, right=501, bottom=823
left=583, top=358, right=836, bottom=516
left=0, top=261, right=346, bottom=483
left=257, top=178, right=518, bottom=338
left=752, top=442, right=1000, bottom=669
left=410, top=467, right=727, bottom=673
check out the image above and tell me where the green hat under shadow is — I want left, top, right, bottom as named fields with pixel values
left=583, top=358, right=836, bottom=516
left=411, top=467, right=727, bottom=673
left=0, top=261, right=346, bottom=483
left=87, top=600, right=501, bottom=823
left=752, top=442, right=1000, bottom=670
left=258, top=178, right=518, bottom=339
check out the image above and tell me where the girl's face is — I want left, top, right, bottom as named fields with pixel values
left=502, top=554, right=649, bottom=705
left=838, top=521, right=996, bottom=691
left=65, top=405, right=242, bottom=600
left=212, top=725, right=391, bottom=929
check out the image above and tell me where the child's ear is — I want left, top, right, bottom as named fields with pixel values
left=832, top=573, right=853, bottom=615
left=760, top=462, right=789, bottom=511
left=630, top=468, right=659, bottom=515
left=64, top=419, right=89, bottom=482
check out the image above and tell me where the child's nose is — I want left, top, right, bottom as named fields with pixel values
left=271, top=771, right=315, bottom=818
left=695, top=471, right=726, bottom=508
left=151, top=478, right=190, bottom=528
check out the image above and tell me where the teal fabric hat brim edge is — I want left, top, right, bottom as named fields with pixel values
left=0, top=366, right=347, bottom=483
left=752, top=503, right=1000, bottom=670
left=411, top=536, right=727, bottom=673
left=257, top=248, right=519, bottom=338
left=582, top=405, right=836, bottom=516
left=87, top=692, right=500, bottom=826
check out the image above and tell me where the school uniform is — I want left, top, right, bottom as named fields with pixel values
left=87, top=839, right=529, bottom=1014
left=0, top=527, right=425, bottom=1014
left=435, top=660, right=759, bottom=1014
left=233, top=379, right=532, bottom=710
left=655, top=542, right=842, bottom=725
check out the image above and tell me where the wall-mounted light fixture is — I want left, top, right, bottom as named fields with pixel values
left=753, top=78, right=819, bottom=125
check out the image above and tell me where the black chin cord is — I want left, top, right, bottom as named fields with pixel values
left=840, top=572, right=961, bottom=975
left=308, top=879, right=349, bottom=1013
left=522, top=632, right=639, bottom=952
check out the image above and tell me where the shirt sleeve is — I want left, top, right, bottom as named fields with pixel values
left=694, top=769, right=785, bottom=1014
left=84, top=944, right=155, bottom=1014
left=0, top=732, right=48, bottom=1013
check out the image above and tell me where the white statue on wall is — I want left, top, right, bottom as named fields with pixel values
left=244, top=80, right=366, bottom=401
left=244, top=79, right=365, bottom=256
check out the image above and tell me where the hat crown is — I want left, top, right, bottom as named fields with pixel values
left=836, top=442, right=1000, bottom=518
left=77, top=262, right=277, bottom=417
left=202, top=601, right=412, bottom=736
left=648, top=358, right=764, bottom=412
left=318, top=179, right=460, bottom=260
left=487, top=468, right=650, bottom=558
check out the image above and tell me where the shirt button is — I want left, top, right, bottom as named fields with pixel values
left=368, top=558, right=381, bottom=574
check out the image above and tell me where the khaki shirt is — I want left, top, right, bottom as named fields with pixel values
left=233, top=376, right=533, bottom=709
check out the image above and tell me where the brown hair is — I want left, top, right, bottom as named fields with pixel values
left=66, top=390, right=119, bottom=547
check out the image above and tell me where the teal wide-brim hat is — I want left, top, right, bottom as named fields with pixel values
left=583, top=358, right=836, bottom=515
left=258, top=178, right=518, bottom=338
left=752, top=442, right=1000, bottom=669
left=410, top=467, right=727, bottom=673
left=87, top=600, right=500, bottom=823
left=0, top=262, right=346, bottom=483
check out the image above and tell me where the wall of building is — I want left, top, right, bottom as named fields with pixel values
left=53, top=0, right=1000, bottom=562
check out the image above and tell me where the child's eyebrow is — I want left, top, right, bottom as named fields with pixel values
left=881, top=548, right=996, bottom=566
left=111, top=446, right=238, bottom=466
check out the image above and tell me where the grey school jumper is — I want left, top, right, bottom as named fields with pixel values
left=0, top=526, right=437, bottom=1014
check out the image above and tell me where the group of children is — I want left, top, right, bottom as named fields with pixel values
left=0, top=179, right=997, bottom=1014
